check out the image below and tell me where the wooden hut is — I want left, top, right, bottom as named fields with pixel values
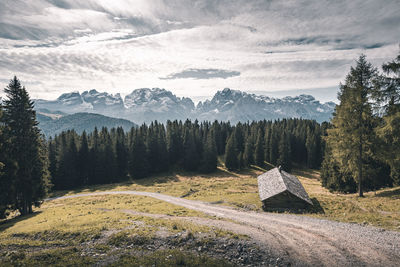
left=257, top=167, right=313, bottom=211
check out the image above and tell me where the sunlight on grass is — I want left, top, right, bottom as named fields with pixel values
left=46, top=166, right=400, bottom=231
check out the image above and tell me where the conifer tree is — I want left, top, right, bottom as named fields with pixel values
left=182, top=127, right=199, bottom=171
left=166, top=120, right=183, bottom=165
left=78, top=131, right=90, bottom=185
left=0, top=104, right=11, bottom=218
left=278, top=131, right=291, bottom=172
left=56, top=132, right=78, bottom=188
left=48, top=138, right=57, bottom=185
left=264, top=126, right=271, bottom=163
left=157, top=125, right=169, bottom=172
left=89, top=127, right=101, bottom=185
left=269, top=125, right=279, bottom=165
left=243, top=138, right=254, bottom=167
left=200, top=131, right=217, bottom=173
left=326, top=55, right=378, bottom=197
left=101, top=128, right=116, bottom=183
left=225, top=133, right=238, bottom=170
left=376, top=52, right=400, bottom=184
left=2, top=76, right=50, bottom=215
left=254, top=129, right=264, bottom=166
left=306, top=129, right=318, bottom=168
left=129, top=128, right=149, bottom=178
left=147, top=122, right=160, bottom=173
left=115, top=127, right=128, bottom=180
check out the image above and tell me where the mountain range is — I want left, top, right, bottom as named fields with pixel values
left=34, top=88, right=336, bottom=124
left=37, top=111, right=136, bottom=137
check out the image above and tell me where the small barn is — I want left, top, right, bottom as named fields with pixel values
left=257, top=167, right=313, bottom=211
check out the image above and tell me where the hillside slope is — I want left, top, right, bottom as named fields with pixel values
left=37, top=112, right=136, bottom=136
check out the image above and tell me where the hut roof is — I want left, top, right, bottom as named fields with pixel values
left=257, top=167, right=313, bottom=205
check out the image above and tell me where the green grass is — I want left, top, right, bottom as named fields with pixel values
left=0, top=192, right=240, bottom=266
left=49, top=165, right=400, bottom=231
left=1, top=165, right=399, bottom=265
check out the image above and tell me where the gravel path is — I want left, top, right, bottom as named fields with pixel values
left=47, top=191, right=400, bottom=266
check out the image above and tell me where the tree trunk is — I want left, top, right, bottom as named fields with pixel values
left=358, top=139, right=364, bottom=197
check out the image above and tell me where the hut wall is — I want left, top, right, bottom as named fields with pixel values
left=262, top=190, right=310, bottom=211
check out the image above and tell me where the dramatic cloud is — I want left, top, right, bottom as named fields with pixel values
left=161, top=68, right=240, bottom=80
left=0, top=0, right=399, bottom=101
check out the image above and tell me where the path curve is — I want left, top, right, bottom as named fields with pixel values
left=47, top=191, right=400, bottom=266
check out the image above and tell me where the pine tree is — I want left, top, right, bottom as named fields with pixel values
left=306, top=129, right=318, bottom=168
left=269, top=125, right=279, bottom=165
left=56, top=132, right=78, bottom=189
left=157, top=125, right=169, bottom=172
left=264, top=126, right=271, bottom=163
left=78, top=131, right=90, bottom=185
left=254, top=129, right=264, bottom=166
left=182, top=127, right=199, bottom=171
left=243, top=138, right=254, bottom=167
left=326, top=55, right=378, bottom=197
left=115, top=127, right=128, bottom=181
left=129, top=128, right=149, bottom=179
left=376, top=52, right=400, bottom=185
left=101, top=128, right=117, bottom=183
left=89, top=127, right=101, bottom=185
left=277, top=131, right=291, bottom=172
left=48, top=138, right=57, bottom=185
left=380, top=51, right=400, bottom=115
left=200, top=131, right=218, bottom=173
left=166, top=120, right=182, bottom=165
left=2, top=76, right=50, bottom=215
left=0, top=104, right=11, bottom=218
left=224, top=133, right=238, bottom=170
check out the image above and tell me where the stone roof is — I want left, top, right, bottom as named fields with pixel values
left=257, top=167, right=313, bottom=205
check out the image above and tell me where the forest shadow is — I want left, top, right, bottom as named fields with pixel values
left=50, top=164, right=268, bottom=199
left=51, top=174, right=180, bottom=198
left=375, top=188, right=400, bottom=198
left=0, top=211, right=41, bottom=233
left=292, top=167, right=321, bottom=180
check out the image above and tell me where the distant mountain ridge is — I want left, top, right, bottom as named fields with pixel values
left=34, top=88, right=335, bottom=124
left=37, top=112, right=136, bottom=136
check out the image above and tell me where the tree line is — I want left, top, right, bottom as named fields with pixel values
left=321, top=52, right=400, bottom=196
left=47, top=118, right=325, bottom=190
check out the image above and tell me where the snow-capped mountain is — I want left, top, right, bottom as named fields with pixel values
left=35, top=89, right=124, bottom=117
left=124, top=88, right=195, bottom=123
left=81, top=89, right=124, bottom=112
left=34, top=88, right=335, bottom=124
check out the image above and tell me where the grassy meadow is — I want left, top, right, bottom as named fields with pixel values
left=1, top=164, right=399, bottom=265
left=49, top=164, right=400, bottom=231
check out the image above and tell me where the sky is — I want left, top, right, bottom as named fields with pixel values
left=0, top=0, right=399, bottom=103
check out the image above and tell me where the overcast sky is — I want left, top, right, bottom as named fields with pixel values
left=0, top=0, right=399, bottom=102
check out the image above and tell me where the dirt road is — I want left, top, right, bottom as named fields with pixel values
left=47, top=191, right=400, bottom=266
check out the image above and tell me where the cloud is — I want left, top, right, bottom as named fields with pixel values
left=0, top=0, right=399, bottom=101
left=161, top=68, right=240, bottom=80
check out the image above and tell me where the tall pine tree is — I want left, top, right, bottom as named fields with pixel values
left=225, top=133, right=238, bottom=170
left=376, top=52, right=400, bottom=185
left=2, top=76, right=50, bottom=215
left=325, top=55, right=378, bottom=197
left=254, top=129, right=264, bottom=166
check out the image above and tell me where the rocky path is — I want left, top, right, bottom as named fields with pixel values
left=47, top=191, right=400, bottom=266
